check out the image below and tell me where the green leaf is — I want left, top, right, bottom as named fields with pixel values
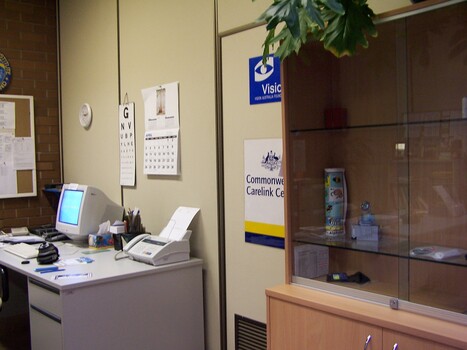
left=321, top=0, right=345, bottom=15
left=254, top=0, right=377, bottom=62
left=303, top=1, right=325, bottom=29
left=285, top=4, right=301, bottom=38
left=321, top=0, right=377, bottom=57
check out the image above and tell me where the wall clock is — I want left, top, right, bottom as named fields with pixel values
left=0, top=52, right=12, bottom=92
left=79, top=103, right=92, bottom=129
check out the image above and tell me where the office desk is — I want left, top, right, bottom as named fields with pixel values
left=0, top=242, right=204, bottom=350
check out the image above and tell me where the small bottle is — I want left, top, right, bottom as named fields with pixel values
left=359, top=201, right=375, bottom=226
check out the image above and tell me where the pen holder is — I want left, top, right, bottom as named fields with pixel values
left=113, top=234, right=123, bottom=251
left=113, top=233, right=147, bottom=251
left=122, top=232, right=146, bottom=243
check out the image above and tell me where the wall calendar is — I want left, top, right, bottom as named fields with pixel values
left=141, top=82, right=180, bottom=175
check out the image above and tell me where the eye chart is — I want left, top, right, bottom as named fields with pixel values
left=142, top=82, right=180, bottom=175
left=119, top=102, right=136, bottom=186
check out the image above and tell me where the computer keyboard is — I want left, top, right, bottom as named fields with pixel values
left=4, top=243, right=39, bottom=259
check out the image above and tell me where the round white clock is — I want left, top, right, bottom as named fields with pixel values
left=79, top=103, right=92, bottom=128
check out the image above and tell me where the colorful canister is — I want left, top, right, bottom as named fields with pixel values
left=324, top=168, right=347, bottom=237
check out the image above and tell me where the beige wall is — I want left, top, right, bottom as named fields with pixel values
left=59, top=0, right=219, bottom=348
left=117, top=3, right=219, bottom=347
left=221, top=26, right=284, bottom=349
left=218, top=0, right=412, bottom=34
left=218, top=0, right=271, bottom=33
left=60, top=0, right=120, bottom=202
left=370, top=0, right=412, bottom=15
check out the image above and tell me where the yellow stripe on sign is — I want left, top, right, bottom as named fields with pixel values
left=244, top=221, right=284, bottom=238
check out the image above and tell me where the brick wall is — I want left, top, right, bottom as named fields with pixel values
left=0, top=0, right=61, bottom=231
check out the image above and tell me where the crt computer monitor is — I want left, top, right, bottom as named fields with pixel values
left=55, top=183, right=124, bottom=241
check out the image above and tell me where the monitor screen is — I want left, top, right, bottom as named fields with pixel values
left=55, top=183, right=123, bottom=241
left=58, top=189, right=84, bottom=225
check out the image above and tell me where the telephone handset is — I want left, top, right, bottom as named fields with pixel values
left=123, top=234, right=150, bottom=253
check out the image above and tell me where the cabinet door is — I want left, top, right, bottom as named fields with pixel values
left=383, top=329, right=459, bottom=350
left=284, top=0, right=467, bottom=320
left=268, top=298, right=382, bottom=350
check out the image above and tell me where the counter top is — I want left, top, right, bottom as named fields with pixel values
left=0, top=241, right=202, bottom=291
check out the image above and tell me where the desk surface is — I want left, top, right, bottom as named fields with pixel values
left=0, top=241, right=202, bottom=291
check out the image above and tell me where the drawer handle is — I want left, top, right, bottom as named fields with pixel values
left=30, top=304, right=62, bottom=324
left=392, top=343, right=398, bottom=350
left=29, top=278, right=60, bottom=295
left=364, top=335, right=372, bottom=350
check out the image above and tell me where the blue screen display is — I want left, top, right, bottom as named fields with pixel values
left=58, top=190, right=84, bottom=225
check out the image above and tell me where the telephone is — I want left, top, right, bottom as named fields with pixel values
left=123, top=231, right=191, bottom=266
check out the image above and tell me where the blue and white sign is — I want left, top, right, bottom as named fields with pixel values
left=249, top=55, right=281, bottom=105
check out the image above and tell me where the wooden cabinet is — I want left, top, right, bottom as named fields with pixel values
left=268, top=297, right=383, bottom=349
left=382, top=330, right=458, bottom=350
left=267, top=285, right=466, bottom=349
left=269, top=0, right=467, bottom=349
left=281, top=0, right=467, bottom=317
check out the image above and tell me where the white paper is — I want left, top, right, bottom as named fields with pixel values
left=160, top=207, right=200, bottom=241
left=0, top=235, right=44, bottom=243
left=0, top=163, right=16, bottom=195
left=244, top=139, right=284, bottom=226
left=0, top=132, right=13, bottom=163
left=119, top=103, right=136, bottom=186
left=0, top=133, right=16, bottom=195
left=97, top=220, right=111, bottom=234
left=12, top=137, right=35, bottom=170
left=0, top=102, right=15, bottom=129
left=55, top=257, right=94, bottom=267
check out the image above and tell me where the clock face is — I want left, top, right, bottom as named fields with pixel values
left=79, top=103, right=92, bottom=128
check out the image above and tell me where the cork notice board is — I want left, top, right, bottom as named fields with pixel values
left=0, top=95, right=36, bottom=198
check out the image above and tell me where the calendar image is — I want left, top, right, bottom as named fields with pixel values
left=144, top=129, right=179, bottom=175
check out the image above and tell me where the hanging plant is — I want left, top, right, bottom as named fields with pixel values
left=254, top=0, right=378, bottom=63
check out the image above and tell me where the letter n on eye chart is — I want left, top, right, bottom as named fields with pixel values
left=119, top=102, right=136, bottom=186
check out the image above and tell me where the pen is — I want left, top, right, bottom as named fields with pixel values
left=35, top=266, right=60, bottom=273
left=40, top=269, right=65, bottom=274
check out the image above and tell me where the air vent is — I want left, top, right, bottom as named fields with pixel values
left=235, top=314, right=267, bottom=350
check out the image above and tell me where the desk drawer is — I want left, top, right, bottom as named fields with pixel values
left=28, top=278, right=62, bottom=319
left=30, top=306, right=63, bottom=350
